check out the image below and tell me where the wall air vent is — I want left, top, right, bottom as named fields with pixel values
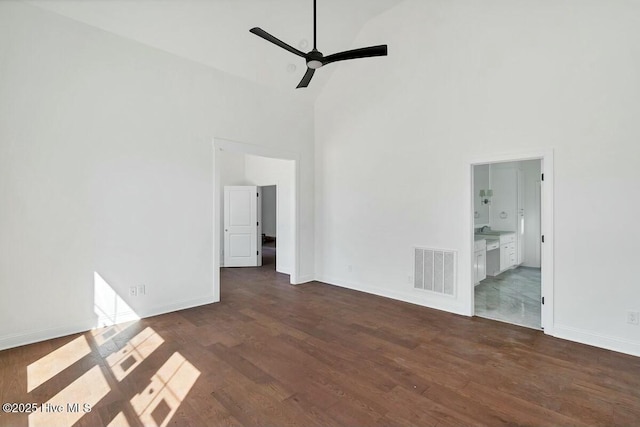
left=414, top=247, right=456, bottom=296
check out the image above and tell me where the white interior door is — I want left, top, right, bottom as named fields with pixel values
left=224, top=186, right=261, bottom=267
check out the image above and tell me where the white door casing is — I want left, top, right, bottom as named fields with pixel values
left=224, top=186, right=261, bottom=267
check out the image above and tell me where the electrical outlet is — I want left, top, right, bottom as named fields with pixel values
left=129, top=286, right=137, bottom=297
left=138, top=285, right=146, bottom=296
left=627, top=311, right=639, bottom=325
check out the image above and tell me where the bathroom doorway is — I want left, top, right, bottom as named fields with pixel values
left=470, top=151, right=553, bottom=332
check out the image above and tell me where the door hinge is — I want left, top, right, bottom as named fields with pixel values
left=541, top=296, right=545, bottom=305
left=541, top=173, right=544, bottom=181
left=257, top=193, right=259, bottom=197
left=256, top=251, right=259, bottom=255
left=541, top=235, right=545, bottom=243
left=257, top=222, right=259, bottom=226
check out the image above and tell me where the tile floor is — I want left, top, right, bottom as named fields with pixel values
left=474, top=267, right=541, bottom=329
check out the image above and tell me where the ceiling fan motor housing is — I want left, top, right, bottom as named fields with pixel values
left=306, top=49, right=323, bottom=69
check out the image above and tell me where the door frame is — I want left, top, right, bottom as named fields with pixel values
left=212, top=137, right=300, bottom=302
left=469, top=149, right=554, bottom=335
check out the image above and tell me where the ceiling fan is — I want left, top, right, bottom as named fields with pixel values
left=250, top=0, right=388, bottom=88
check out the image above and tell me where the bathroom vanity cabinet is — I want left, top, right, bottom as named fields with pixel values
left=474, top=238, right=487, bottom=285
left=485, top=232, right=516, bottom=276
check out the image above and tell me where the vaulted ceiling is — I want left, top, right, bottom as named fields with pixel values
left=27, top=0, right=403, bottom=95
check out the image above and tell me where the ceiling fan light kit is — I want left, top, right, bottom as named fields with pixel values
left=250, top=0, right=388, bottom=88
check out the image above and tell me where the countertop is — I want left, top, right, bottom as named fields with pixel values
left=475, top=230, right=514, bottom=240
left=474, top=232, right=514, bottom=243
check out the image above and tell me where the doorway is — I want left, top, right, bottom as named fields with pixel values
left=213, top=138, right=299, bottom=303
left=470, top=151, right=554, bottom=334
left=260, top=185, right=277, bottom=270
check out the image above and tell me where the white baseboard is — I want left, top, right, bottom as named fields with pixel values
left=135, top=295, right=216, bottom=319
left=0, top=320, right=96, bottom=352
left=0, top=295, right=217, bottom=352
left=293, top=274, right=314, bottom=284
left=315, top=275, right=468, bottom=316
left=95, top=310, right=140, bottom=328
left=276, top=266, right=292, bottom=276
left=552, top=323, right=640, bottom=357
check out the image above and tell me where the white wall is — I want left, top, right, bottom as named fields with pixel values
left=0, top=2, right=314, bottom=350
left=315, top=0, right=640, bottom=355
left=244, top=155, right=295, bottom=275
left=261, top=186, right=277, bottom=238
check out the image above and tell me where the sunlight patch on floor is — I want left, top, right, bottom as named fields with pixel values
left=28, top=365, right=110, bottom=427
left=91, top=320, right=138, bottom=346
left=130, top=352, right=200, bottom=427
left=27, top=335, right=91, bottom=393
left=24, top=274, right=200, bottom=427
left=106, top=327, right=164, bottom=381
left=107, top=412, right=131, bottom=427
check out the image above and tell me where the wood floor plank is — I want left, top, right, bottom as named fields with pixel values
left=281, top=394, right=346, bottom=427
left=460, top=381, right=589, bottom=426
left=381, top=385, right=481, bottom=427
left=1, top=250, right=639, bottom=426
left=231, top=341, right=344, bottom=411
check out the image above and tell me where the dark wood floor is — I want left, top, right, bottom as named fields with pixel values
left=1, top=248, right=640, bottom=426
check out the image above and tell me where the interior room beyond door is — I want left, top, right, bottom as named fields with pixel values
left=473, top=160, right=542, bottom=330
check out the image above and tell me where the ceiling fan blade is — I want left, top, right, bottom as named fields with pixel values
left=296, top=68, right=316, bottom=88
left=322, top=45, right=388, bottom=66
left=250, top=27, right=308, bottom=59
